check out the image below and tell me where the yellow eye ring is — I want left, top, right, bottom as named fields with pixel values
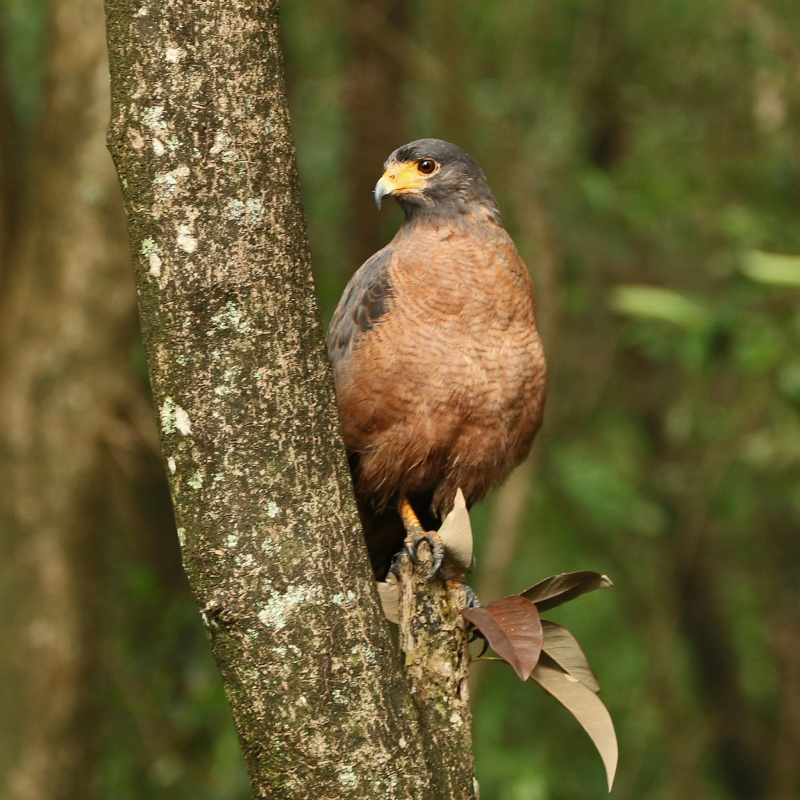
left=417, top=159, right=437, bottom=174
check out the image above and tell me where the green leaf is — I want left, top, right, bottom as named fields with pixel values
left=531, top=654, right=618, bottom=791
left=519, top=571, right=613, bottom=612
left=741, top=250, right=800, bottom=286
left=541, top=620, right=600, bottom=693
left=610, top=284, right=710, bottom=330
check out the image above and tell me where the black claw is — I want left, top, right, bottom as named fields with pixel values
left=403, top=539, right=420, bottom=566
left=468, top=627, right=489, bottom=658
left=388, top=550, right=407, bottom=578
left=429, top=539, right=446, bottom=578
left=447, top=580, right=481, bottom=610
left=401, top=531, right=446, bottom=577
left=461, top=584, right=480, bottom=609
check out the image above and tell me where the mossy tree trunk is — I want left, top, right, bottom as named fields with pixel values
left=102, top=0, right=477, bottom=796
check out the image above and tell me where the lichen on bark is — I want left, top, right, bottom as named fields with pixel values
left=102, top=0, right=440, bottom=795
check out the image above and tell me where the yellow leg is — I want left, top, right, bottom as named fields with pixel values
left=399, top=497, right=424, bottom=535
left=398, top=496, right=445, bottom=577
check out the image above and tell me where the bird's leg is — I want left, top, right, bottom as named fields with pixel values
left=399, top=497, right=446, bottom=578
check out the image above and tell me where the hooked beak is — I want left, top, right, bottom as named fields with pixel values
left=374, top=175, right=393, bottom=210
left=373, top=161, right=427, bottom=209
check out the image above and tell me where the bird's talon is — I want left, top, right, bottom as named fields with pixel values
left=468, top=627, right=489, bottom=657
left=388, top=549, right=408, bottom=577
left=402, top=540, right=420, bottom=566
left=462, top=584, right=480, bottom=609
left=402, top=530, right=445, bottom=578
left=445, top=579, right=481, bottom=609
left=429, top=545, right=446, bottom=578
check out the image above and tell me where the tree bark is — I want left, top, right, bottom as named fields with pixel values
left=0, top=0, right=146, bottom=794
left=102, top=1, right=443, bottom=796
left=397, top=550, right=475, bottom=800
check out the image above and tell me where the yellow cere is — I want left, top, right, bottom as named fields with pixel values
left=377, top=160, right=431, bottom=197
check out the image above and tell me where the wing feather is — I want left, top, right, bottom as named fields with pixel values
left=326, top=247, right=394, bottom=370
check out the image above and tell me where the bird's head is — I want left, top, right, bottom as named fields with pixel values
left=374, top=139, right=499, bottom=222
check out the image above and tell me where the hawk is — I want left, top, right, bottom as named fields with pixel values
left=327, top=139, right=546, bottom=580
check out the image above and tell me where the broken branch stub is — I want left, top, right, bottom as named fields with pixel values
left=397, top=542, right=477, bottom=800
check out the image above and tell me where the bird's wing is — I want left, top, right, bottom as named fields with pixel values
left=326, top=247, right=394, bottom=369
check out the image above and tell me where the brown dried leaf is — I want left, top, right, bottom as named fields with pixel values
left=519, top=571, right=613, bottom=612
left=438, top=488, right=473, bottom=579
left=532, top=653, right=618, bottom=791
left=461, top=595, right=543, bottom=681
left=376, top=574, right=400, bottom=625
left=541, top=620, right=600, bottom=693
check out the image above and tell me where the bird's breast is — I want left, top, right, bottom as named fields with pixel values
left=332, top=216, right=545, bottom=516
left=393, top=227, right=529, bottom=326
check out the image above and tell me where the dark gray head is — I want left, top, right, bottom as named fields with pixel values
left=374, top=139, right=499, bottom=222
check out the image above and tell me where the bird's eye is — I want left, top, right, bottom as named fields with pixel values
left=418, top=159, right=436, bottom=174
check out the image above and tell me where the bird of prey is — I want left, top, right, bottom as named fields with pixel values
left=327, top=139, right=546, bottom=581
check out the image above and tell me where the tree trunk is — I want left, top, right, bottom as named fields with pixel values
left=0, top=0, right=146, bottom=794
left=101, top=0, right=470, bottom=796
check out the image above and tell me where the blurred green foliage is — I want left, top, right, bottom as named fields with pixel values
left=90, top=560, right=251, bottom=800
left=0, top=0, right=44, bottom=128
left=5, top=0, right=800, bottom=796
